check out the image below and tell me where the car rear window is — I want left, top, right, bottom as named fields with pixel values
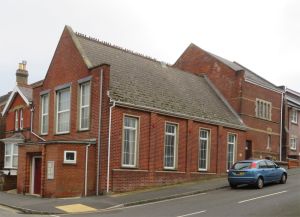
left=232, top=162, right=252, bottom=170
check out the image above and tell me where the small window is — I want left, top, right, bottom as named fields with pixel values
left=64, top=151, right=77, bottom=164
left=290, top=138, right=297, bottom=150
left=20, top=109, right=23, bottom=130
left=291, top=109, right=298, bottom=124
left=41, top=94, right=49, bottom=135
left=164, top=123, right=178, bottom=169
left=56, top=88, right=71, bottom=134
left=79, top=82, right=91, bottom=130
left=267, top=135, right=271, bottom=150
left=15, top=110, right=19, bottom=131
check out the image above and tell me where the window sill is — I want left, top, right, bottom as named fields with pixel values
left=55, top=132, right=70, bottom=136
left=291, top=121, right=298, bottom=125
left=77, top=129, right=90, bottom=133
left=63, top=162, right=77, bottom=165
left=121, top=165, right=138, bottom=169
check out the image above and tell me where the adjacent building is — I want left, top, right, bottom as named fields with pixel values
left=175, top=44, right=284, bottom=161
left=281, top=87, right=300, bottom=167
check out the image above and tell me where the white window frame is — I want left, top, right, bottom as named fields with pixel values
left=56, top=88, right=71, bottom=134
left=4, top=143, right=18, bottom=169
left=291, top=109, right=298, bottom=124
left=79, top=82, right=91, bottom=131
left=41, top=94, right=49, bottom=135
left=227, top=133, right=237, bottom=170
left=63, top=151, right=77, bottom=164
left=256, top=99, right=272, bottom=120
left=164, top=122, right=178, bottom=170
left=122, top=115, right=139, bottom=167
left=19, top=109, right=23, bottom=130
left=199, top=129, right=210, bottom=171
left=290, top=137, right=297, bottom=150
left=15, top=110, right=19, bottom=131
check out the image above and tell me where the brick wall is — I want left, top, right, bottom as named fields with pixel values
left=108, top=106, right=245, bottom=192
left=174, top=45, right=282, bottom=160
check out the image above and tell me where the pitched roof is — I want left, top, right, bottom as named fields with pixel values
left=67, top=26, right=246, bottom=130
left=285, top=88, right=300, bottom=109
left=1, top=86, right=32, bottom=116
left=0, top=92, right=10, bottom=105
left=193, top=44, right=282, bottom=92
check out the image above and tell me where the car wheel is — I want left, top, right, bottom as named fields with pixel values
left=230, top=183, right=237, bottom=189
left=280, top=174, right=287, bottom=184
left=256, top=177, right=264, bottom=189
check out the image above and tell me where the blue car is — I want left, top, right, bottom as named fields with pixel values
left=228, top=159, right=287, bottom=189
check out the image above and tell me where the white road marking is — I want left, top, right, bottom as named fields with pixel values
left=176, top=210, right=207, bottom=217
left=50, top=215, right=60, bottom=217
left=238, top=190, right=287, bottom=204
left=59, top=193, right=208, bottom=216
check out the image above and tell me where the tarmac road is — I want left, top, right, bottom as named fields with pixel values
left=60, top=173, right=300, bottom=217
left=1, top=173, right=299, bottom=217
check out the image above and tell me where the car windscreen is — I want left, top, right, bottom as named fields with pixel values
left=232, top=162, right=252, bottom=170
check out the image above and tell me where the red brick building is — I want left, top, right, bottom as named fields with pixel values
left=175, top=44, right=284, bottom=161
left=1, top=26, right=247, bottom=197
left=281, top=87, right=300, bottom=166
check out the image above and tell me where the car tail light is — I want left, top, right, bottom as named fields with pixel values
left=250, top=162, right=257, bottom=169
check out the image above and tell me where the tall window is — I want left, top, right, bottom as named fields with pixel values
left=122, top=116, right=138, bottom=167
left=164, top=123, right=177, bottom=169
left=267, top=135, right=271, bottom=150
left=15, top=110, right=19, bottom=131
left=4, top=143, right=18, bottom=168
left=256, top=99, right=271, bottom=120
left=291, top=109, right=298, bottom=124
left=56, top=88, right=70, bottom=134
left=290, top=138, right=297, bottom=150
left=199, top=129, right=210, bottom=171
left=227, top=134, right=236, bottom=169
left=41, top=94, right=49, bottom=135
left=19, top=109, right=23, bottom=130
left=79, top=82, right=90, bottom=130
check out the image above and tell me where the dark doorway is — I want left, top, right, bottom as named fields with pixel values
left=33, top=157, right=42, bottom=195
left=245, top=140, right=252, bottom=160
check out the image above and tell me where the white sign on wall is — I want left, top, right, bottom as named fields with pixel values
left=47, top=161, right=55, bottom=180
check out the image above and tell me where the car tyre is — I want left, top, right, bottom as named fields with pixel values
left=280, top=174, right=287, bottom=184
left=230, top=183, right=237, bottom=189
left=256, top=177, right=264, bottom=189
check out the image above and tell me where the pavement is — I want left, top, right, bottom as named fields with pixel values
left=0, top=168, right=299, bottom=215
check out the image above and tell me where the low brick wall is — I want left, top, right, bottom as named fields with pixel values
left=287, top=158, right=300, bottom=169
left=0, top=174, right=17, bottom=191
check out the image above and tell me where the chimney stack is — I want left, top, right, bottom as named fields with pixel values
left=16, top=60, right=28, bottom=86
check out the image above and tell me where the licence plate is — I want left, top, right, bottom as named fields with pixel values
left=235, top=172, right=245, bottom=176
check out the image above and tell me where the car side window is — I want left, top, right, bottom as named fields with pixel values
left=265, top=160, right=275, bottom=168
left=258, top=161, right=267, bottom=169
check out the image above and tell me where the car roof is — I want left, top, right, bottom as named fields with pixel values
left=235, top=159, right=269, bottom=163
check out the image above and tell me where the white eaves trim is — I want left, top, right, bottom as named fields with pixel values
left=1, top=86, right=31, bottom=116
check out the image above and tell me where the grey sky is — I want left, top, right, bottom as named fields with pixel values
left=1, top=0, right=299, bottom=96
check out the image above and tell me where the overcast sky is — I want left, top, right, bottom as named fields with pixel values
left=1, top=0, right=299, bottom=96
